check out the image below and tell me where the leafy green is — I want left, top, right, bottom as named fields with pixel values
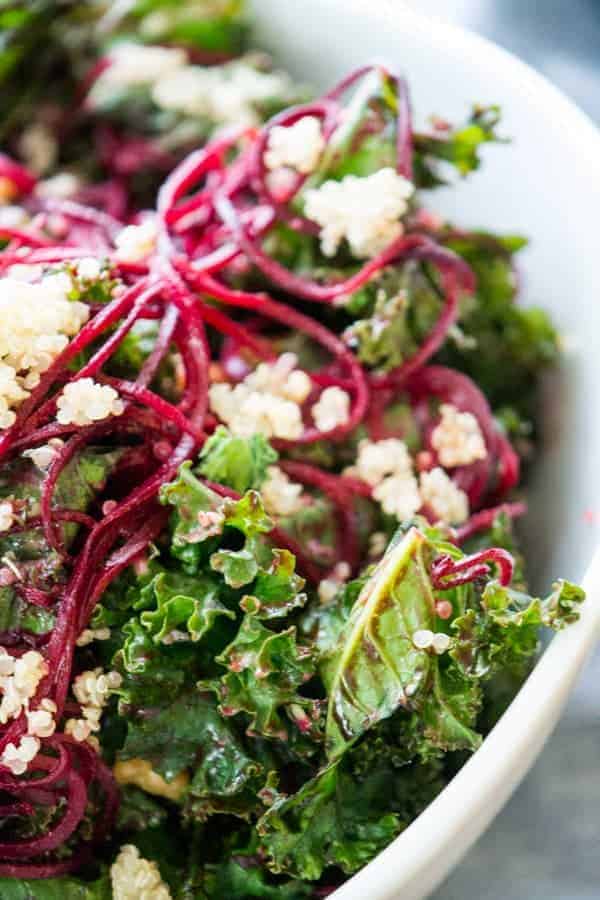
left=202, top=857, right=312, bottom=898
left=119, top=689, right=250, bottom=785
left=343, top=262, right=443, bottom=372
left=323, top=528, right=438, bottom=758
left=258, top=750, right=443, bottom=881
left=413, top=105, right=503, bottom=187
left=452, top=578, right=585, bottom=681
left=138, top=568, right=235, bottom=644
left=116, top=785, right=169, bottom=831
left=208, top=615, right=317, bottom=741
left=197, top=427, right=277, bottom=494
left=241, top=549, right=307, bottom=620
left=0, top=875, right=111, bottom=900
left=438, top=232, right=559, bottom=416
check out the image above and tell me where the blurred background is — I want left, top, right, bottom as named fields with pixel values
left=401, top=4, right=600, bottom=898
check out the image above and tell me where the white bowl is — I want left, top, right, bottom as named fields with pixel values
left=250, top=1, right=600, bottom=897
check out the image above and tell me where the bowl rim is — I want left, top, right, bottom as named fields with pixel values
left=320, top=3, right=600, bottom=898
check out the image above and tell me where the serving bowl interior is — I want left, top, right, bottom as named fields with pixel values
left=250, top=1, right=600, bottom=897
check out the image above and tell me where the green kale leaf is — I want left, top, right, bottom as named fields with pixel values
left=258, top=749, right=443, bottom=881
left=413, top=105, right=503, bottom=187
left=196, top=426, right=278, bottom=494
left=138, top=568, right=235, bottom=644
left=0, top=875, right=111, bottom=899
left=438, top=232, right=559, bottom=416
left=208, top=615, right=317, bottom=741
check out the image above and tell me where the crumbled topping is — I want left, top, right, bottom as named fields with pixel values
left=0, top=735, right=40, bottom=775
left=35, top=172, right=81, bottom=200
left=22, top=438, right=64, bottom=470
left=318, top=561, right=351, bottom=604
left=431, top=403, right=487, bottom=468
left=114, top=219, right=158, bottom=263
left=311, top=386, right=350, bottom=433
left=72, top=667, right=121, bottom=709
left=18, top=123, right=57, bottom=174
left=68, top=668, right=121, bottom=747
left=96, top=43, right=186, bottom=93
left=347, top=438, right=421, bottom=521
left=245, top=354, right=312, bottom=404
left=56, top=378, right=124, bottom=426
left=261, top=465, right=304, bottom=517
left=0, top=649, right=48, bottom=725
left=111, top=844, right=172, bottom=900
left=25, top=705, right=56, bottom=738
left=368, top=530, right=388, bottom=559
left=373, top=472, right=421, bottom=520
left=264, top=116, right=325, bottom=174
left=0, top=205, right=29, bottom=228
left=76, top=257, right=103, bottom=281
left=304, top=168, right=414, bottom=258
left=0, top=273, right=89, bottom=429
left=76, top=626, right=111, bottom=647
left=0, top=502, right=13, bottom=533
left=209, top=354, right=311, bottom=440
left=419, top=467, right=469, bottom=525
left=152, top=61, right=291, bottom=127
left=350, top=438, right=413, bottom=487
left=65, top=718, right=93, bottom=743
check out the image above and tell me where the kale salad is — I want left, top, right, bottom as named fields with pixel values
left=0, top=2, right=585, bottom=898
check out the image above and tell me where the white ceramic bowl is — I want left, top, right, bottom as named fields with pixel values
left=250, top=1, right=600, bottom=896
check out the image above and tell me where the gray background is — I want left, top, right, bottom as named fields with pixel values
left=401, top=2, right=600, bottom=898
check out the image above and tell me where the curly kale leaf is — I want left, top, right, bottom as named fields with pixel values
left=343, top=261, right=443, bottom=373
left=413, top=105, right=503, bottom=187
left=196, top=426, right=278, bottom=494
left=241, top=549, right=307, bottom=620
left=202, top=858, right=312, bottom=898
left=257, top=748, right=443, bottom=881
left=207, top=615, right=318, bottom=741
left=0, top=875, right=111, bottom=899
left=438, top=232, right=559, bottom=415
left=138, top=568, right=235, bottom=644
left=452, top=578, right=585, bottom=681
left=119, top=688, right=257, bottom=787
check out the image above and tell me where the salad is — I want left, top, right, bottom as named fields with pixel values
left=0, top=2, right=585, bottom=898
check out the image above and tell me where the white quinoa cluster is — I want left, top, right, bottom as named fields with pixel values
left=110, top=844, right=172, bottom=900
left=0, top=272, right=89, bottom=428
left=419, top=466, right=469, bottom=525
left=56, top=378, right=124, bottom=427
left=209, top=352, right=311, bottom=440
left=261, top=465, right=305, bottom=517
left=0, top=649, right=58, bottom=775
left=304, top=167, right=414, bottom=258
left=347, top=438, right=470, bottom=525
left=264, top=116, right=325, bottom=174
left=65, top=667, right=122, bottom=748
left=114, top=219, right=159, bottom=263
left=311, top=386, right=351, bottom=433
left=431, top=403, right=487, bottom=468
left=152, top=60, right=291, bottom=127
